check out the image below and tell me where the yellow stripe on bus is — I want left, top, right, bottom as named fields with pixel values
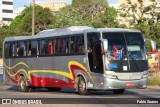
left=4, top=61, right=95, bottom=86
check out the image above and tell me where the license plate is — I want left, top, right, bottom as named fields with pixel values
left=126, top=82, right=134, bottom=86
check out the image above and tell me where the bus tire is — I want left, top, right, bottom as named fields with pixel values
left=77, top=76, right=89, bottom=95
left=47, top=88, right=61, bottom=91
left=74, top=76, right=79, bottom=94
left=113, top=89, right=125, bottom=94
left=19, top=76, right=30, bottom=92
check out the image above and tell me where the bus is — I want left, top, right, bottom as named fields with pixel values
left=3, top=26, right=153, bottom=95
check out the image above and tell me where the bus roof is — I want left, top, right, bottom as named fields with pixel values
left=4, top=26, right=141, bottom=42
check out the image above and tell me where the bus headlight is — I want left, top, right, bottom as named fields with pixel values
left=104, top=74, right=118, bottom=79
left=142, top=73, right=148, bottom=78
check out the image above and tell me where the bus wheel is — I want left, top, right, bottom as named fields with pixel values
left=47, top=88, right=61, bottom=92
left=19, top=76, right=30, bottom=92
left=113, top=89, right=125, bottom=94
left=77, top=76, right=89, bottom=95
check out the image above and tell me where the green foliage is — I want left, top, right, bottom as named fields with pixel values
left=72, top=0, right=108, bottom=21
left=7, top=5, right=54, bottom=36
left=50, top=0, right=118, bottom=28
left=118, top=0, right=160, bottom=50
left=93, top=7, right=119, bottom=28
left=0, top=25, right=8, bottom=57
left=50, top=5, right=94, bottom=28
left=7, top=6, right=32, bottom=36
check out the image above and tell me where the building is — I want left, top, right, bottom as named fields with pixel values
left=0, top=0, right=13, bottom=25
left=35, top=1, right=67, bottom=12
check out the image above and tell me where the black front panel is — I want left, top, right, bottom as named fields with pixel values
left=108, top=60, right=148, bottom=72
left=108, top=60, right=128, bottom=72
left=129, top=60, right=148, bottom=72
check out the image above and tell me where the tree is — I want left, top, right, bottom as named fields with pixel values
left=72, top=0, right=108, bottom=22
left=7, top=6, right=32, bottom=36
left=93, top=6, right=119, bottom=28
left=50, top=5, right=93, bottom=28
left=0, top=25, right=8, bottom=57
left=118, top=0, right=160, bottom=50
left=50, top=0, right=118, bottom=28
left=7, top=5, right=54, bottom=36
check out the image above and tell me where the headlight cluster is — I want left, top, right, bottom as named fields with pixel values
left=104, top=74, right=118, bottom=79
left=142, top=73, right=148, bottom=78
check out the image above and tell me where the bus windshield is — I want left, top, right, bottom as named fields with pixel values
left=125, top=33, right=146, bottom=60
left=103, top=32, right=146, bottom=61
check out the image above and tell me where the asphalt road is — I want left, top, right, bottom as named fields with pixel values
left=0, top=84, right=160, bottom=107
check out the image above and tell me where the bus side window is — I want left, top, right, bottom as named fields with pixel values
left=19, top=41, right=26, bottom=56
left=70, top=36, right=75, bottom=54
left=27, top=41, right=31, bottom=56
left=11, top=43, right=16, bottom=57
left=76, top=35, right=84, bottom=53
left=61, top=38, right=67, bottom=54
left=40, top=40, right=47, bottom=55
left=53, top=39, right=56, bottom=54
left=16, top=42, right=20, bottom=56
left=54, top=39, right=59, bottom=54
left=9, top=43, right=13, bottom=57
left=58, top=39, right=61, bottom=54
left=37, top=40, right=40, bottom=56
left=4, top=43, right=10, bottom=58
left=47, top=39, right=53, bottom=55
left=31, top=41, right=38, bottom=56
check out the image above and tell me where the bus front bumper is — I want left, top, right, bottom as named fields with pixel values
left=103, top=78, right=148, bottom=90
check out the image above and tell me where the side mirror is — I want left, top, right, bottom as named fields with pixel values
left=101, top=39, right=108, bottom=54
left=145, top=39, right=156, bottom=53
left=150, top=40, right=156, bottom=53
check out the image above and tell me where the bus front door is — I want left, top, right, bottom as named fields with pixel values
left=92, top=42, right=104, bottom=89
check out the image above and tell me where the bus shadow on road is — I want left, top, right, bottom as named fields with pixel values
left=6, top=85, right=153, bottom=98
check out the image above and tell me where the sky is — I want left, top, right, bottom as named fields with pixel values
left=13, top=0, right=117, bottom=9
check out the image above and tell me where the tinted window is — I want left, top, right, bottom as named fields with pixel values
left=125, top=33, right=144, bottom=45
left=18, top=42, right=26, bottom=56
left=69, top=36, right=75, bottom=54
left=87, top=33, right=100, bottom=53
left=27, top=41, right=31, bottom=56
left=103, top=33, right=126, bottom=60
left=2, top=1, right=13, bottom=5
left=61, top=38, right=67, bottom=54
left=75, top=35, right=84, bottom=53
left=4, top=43, right=10, bottom=57
left=125, top=33, right=146, bottom=60
left=2, top=9, right=13, bottom=13
left=47, top=39, right=53, bottom=55
left=31, top=41, right=38, bottom=56
left=10, top=43, right=16, bottom=57
left=40, top=40, right=47, bottom=55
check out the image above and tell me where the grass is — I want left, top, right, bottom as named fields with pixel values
left=0, top=81, right=3, bottom=84
left=0, top=79, right=3, bottom=83
left=148, top=72, right=160, bottom=86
